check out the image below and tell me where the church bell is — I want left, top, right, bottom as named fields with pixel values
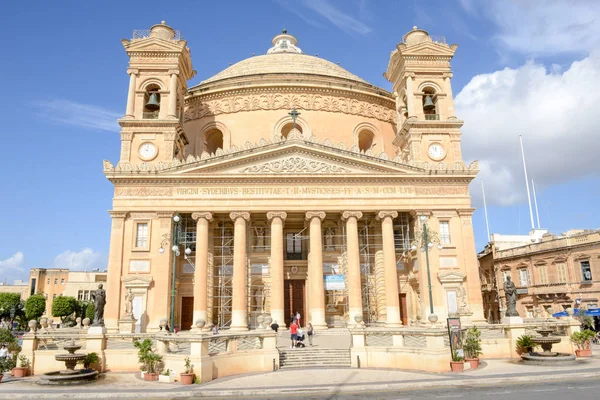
left=423, top=95, right=435, bottom=110
left=145, top=92, right=160, bottom=111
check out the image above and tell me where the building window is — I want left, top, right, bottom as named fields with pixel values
left=54, top=278, right=58, bottom=284
left=581, top=261, right=592, bottom=282
left=78, top=290, right=84, bottom=301
left=502, top=270, right=511, bottom=283
left=357, top=129, right=374, bottom=152
left=556, top=263, right=567, bottom=283
left=281, top=123, right=303, bottom=139
left=47, top=278, right=50, bottom=285
left=538, top=265, right=548, bottom=285
left=84, top=290, right=91, bottom=301
left=205, top=128, right=224, bottom=154
left=135, top=222, right=149, bottom=248
left=518, top=268, right=530, bottom=287
left=53, top=294, right=57, bottom=299
left=61, top=278, right=65, bottom=284
left=45, top=293, right=48, bottom=299
left=439, top=221, right=451, bottom=244
left=286, top=233, right=303, bottom=260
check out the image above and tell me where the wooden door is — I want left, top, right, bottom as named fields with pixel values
left=181, top=296, right=194, bottom=331
left=284, top=280, right=305, bottom=326
left=399, top=293, right=408, bottom=326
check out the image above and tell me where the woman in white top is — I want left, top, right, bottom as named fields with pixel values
left=0, top=344, right=8, bottom=359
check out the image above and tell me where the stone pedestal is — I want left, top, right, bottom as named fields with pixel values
left=502, top=316, right=523, bottom=325
left=118, top=317, right=136, bottom=334
left=88, top=326, right=108, bottom=335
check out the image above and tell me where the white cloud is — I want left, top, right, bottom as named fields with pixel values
left=33, top=98, right=121, bottom=132
left=0, top=252, right=25, bottom=273
left=459, top=0, right=600, bottom=55
left=456, top=51, right=600, bottom=206
left=52, top=248, right=102, bottom=270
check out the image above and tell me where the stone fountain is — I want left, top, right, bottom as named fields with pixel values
left=521, top=323, right=576, bottom=365
left=38, top=340, right=99, bottom=385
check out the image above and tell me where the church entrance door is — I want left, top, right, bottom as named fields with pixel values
left=284, top=280, right=305, bottom=326
left=399, top=293, right=408, bottom=326
left=181, top=296, right=193, bottom=331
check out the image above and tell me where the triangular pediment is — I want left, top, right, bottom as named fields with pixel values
left=170, top=139, right=423, bottom=176
left=437, top=270, right=466, bottom=284
left=124, top=37, right=185, bottom=53
left=400, top=41, right=456, bottom=58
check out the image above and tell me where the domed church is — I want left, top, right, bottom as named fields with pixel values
left=103, top=22, right=484, bottom=333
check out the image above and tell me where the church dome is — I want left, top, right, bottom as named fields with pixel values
left=189, top=30, right=385, bottom=95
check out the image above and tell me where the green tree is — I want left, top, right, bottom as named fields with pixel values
left=51, top=296, right=78, bottom=323
left=85, top=303, right=95, bottom=321
left=25, top=294, right=46, bottom=321
left=0, top=293, right=21, bottom=324
left=0, top=328, right=16, bottom=344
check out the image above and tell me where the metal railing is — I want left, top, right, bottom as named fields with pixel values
left=132, top=29, right=182, bottom=41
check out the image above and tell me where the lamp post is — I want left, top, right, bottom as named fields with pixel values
left=158, top=213, right=193, bottom=332
left=411, top=215, right=443, bottom=323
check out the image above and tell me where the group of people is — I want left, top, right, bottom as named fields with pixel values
left=269, top=311, right=314, bottom=348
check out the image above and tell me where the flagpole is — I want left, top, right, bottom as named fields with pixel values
left=531, top=179, right=541, bottom=229
left=481, top=179, right=491, bottom=242
left=519, top=135, right=535, bottom=230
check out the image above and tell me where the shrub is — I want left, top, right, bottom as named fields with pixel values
left=0, top=328, right=16, bottom=344
left=452, top=349, right=464, bottom=362
left=18, top=355, right=30, bottom=369
left=25, top=294, right=46, bottom=321
left=463, top=327, right=483, bottom=359
left=85, top=303, right=95, bottom=321
left=77, top=352, right=99, bottom=369
left=161, top=368, right=171, bottom=376
left=570, top=329, right=596, bottom=350
left=184, top=356, right=193, bottom=374
left=516, top=334, right=538, bottom=354
left=51, top=296, right=78, bottom=323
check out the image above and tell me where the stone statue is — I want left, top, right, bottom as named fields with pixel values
left=457, top=284, right=469, bottom=313
left=504, top=276, right=519, bottom=317
left=254, top=287, right=265, bottom=313
left=124, top=288, right=134, bottom=318
left=91, top=283, right=106, bottom=327
left=324, top=227, right=335, bottom=251
left=254, top=226, right=265, bottom=252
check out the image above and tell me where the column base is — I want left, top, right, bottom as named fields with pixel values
left=312, top=323, right=328, bottom=330
left=118, top=317, right=136, bottom=334
left=385, top=322, right=403, bottom=328
left=229, top=325, right=249, bottom=332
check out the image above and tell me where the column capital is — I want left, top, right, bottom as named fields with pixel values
left=377, top=211, right=398, bottom=221
left=442, top=72, right=453, bottom=79
left=305, top=211, right=326, bottom=221
left=108, top=211, right=128, bottom=219
left=230, top=211, right=250, bottom=222
left=341, top=211, right=363, bottom=221
left=267, top=211, right=287, bottom=221
left=126, top=68, right=139, bottom=75
left=168, top=69, right=180, bottom=75
left=192, top=212, right=213, bottom=222
left=406, top=72, right=416, bottom=79
left=456, top=208, right=475, bottom=217
left=156, top=211, right=174, bottom=219
left=409, top=210, right=432, bottom=219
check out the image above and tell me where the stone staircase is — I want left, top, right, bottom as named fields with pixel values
left=278, top=347, right=351, bottom=369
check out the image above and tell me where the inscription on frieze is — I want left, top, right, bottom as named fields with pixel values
left=175, top=186, right=415, bottom=198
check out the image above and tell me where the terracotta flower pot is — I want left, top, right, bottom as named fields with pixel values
left=465, top=358, right=480, bottom=369
left=144, top=372, right=159, bottom=381
left=180, top=373, right=194, bottom=385
left=450, top=361, right=464, bottom=372
left=12, top=367, right=27, bottom=378
left=0, top=374, right=3, bottom=382
left=575, top=349, right=592, bottom=357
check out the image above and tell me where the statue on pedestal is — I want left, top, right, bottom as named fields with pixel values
left=504, top=276, right=519, bottom=317
left=254, top=287, right=265, bottom=313
left=91, top=283, right=106, bottom=327
left=254, top=226, right=265, bottom=252
left=124, top=288, right=135, bottom=318
left=324, top=227, right=335, bottom=251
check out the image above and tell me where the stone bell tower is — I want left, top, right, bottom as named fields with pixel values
left=385, top=27, right=462, bottom=165
left=118, top=21, right=195, bottom=166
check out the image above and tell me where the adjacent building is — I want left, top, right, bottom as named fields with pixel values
left=479, top=229, right=600, bottom=322
left=0, top=280, right=29, bottom=299
left=103, top=22, right=485, bottom=333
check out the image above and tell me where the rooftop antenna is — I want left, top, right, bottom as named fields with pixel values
left=519, top=135, right=535, bottom=231
left=481, top=179, right=491, bottom=242
left=531, top=179, right=541, bottom=229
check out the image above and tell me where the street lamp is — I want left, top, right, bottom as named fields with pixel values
left=158, top=213, right=185, bottom=331
left=411, top=215, right=443, bottom=324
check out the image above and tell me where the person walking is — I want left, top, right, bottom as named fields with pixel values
left=290, top=319, right=298, bottom=348
left=0, top=344, right=7, bottom=359
left=307, top=323, right=314, bottom=346
left=296, top=311, right=301, bottom=327
left=271, top=320, right=279, bottom=333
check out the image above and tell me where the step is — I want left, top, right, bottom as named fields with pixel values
left=279, top=348, right=351, bottom=368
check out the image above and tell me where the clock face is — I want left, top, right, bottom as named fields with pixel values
left=428, top=143, right=446, bottom=160
left=139, top=142, right=157, bottom=161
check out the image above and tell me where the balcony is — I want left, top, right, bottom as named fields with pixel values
left=424, top=114, right=440, bottom=120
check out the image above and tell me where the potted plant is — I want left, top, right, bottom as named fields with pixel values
left=571, top=330, right=595, bottom=357
left=134, top=339, right=153, bottom=380
left=77, top=352, right=99, bottom=371
left=463, top=326, right=483, bottom=369
left=516, top=334, right=538, bottom=355
left=159, top=368, right=175, bottom=383
left=12, top=355, right=30, bottom=378
left=450, top=349, right=464, bottom=372
left=143, top=352, right=163, bottom=381
left=180, top=356, right=194, bottom=385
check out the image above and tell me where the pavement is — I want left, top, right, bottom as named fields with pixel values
left=0, top=345, right=598, bottom=399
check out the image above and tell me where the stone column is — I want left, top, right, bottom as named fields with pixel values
left=377, top=211, right=402, bottom=327
left=105, top=211, right=128, bottom=332
left=405, top=73, right=416, bottom=120
left=443, top=72, right=456, bottom=120
left=230, top=212, right=250, bottom=331
left=267, top=211, right=287, bottom=328
left=306, top=211, right=328, bottom=330
left=342, top=211, right=363, bottom=326
left=168, top=69, right=179, bottom=118
left=191, top=212, right=213, bottom=331
left=125, top=68, right=138, bottom=118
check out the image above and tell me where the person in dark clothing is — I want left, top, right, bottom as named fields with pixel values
left=270, top=320, right=279, bottom=333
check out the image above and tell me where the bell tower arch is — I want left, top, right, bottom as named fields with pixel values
left=118, top=21, right=195, bottom=165
left=385, top=27, right=462, bottom=164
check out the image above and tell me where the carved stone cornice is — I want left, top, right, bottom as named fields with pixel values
left=109, top=211, right=128, bottom=219
left=305, top=211, right=326, bottom=221
left=377, top=211, right=398, bottom=221
left=267, top=211, right=287, bottom=222
left=341, top=211, right=363, bottom=221
left=156, top=211, right=174, bottom=219
left=168, top=69, right=180, bottom=75
left=192, top=212, right=213, bottom=222
left=129, top=212, right=157, bottom=219
left=230, top=212, right=250, bottom=222
left=127, top=68, right=139, bottom=76
left=456, top=208, right=475, bottom=217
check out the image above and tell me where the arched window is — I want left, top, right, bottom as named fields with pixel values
left=422, top=87, right=438, bottom=120
left=357, top=129, right=374, bottom=152
left=281, top=122, right=303, bottom=139
left=205, top=129, right=223, bottom=154
left=143, top=84, right=161, bottom=119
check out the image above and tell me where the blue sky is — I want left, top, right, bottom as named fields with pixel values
left=1, top=0, right=599, bottom=281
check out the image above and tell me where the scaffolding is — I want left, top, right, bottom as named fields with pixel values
left=212, top=217, right=234, bottom=329
left=247, top=221, right=271, bottom=329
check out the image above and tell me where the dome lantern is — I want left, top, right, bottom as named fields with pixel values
left=267, top=30, right=302, bottom=54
